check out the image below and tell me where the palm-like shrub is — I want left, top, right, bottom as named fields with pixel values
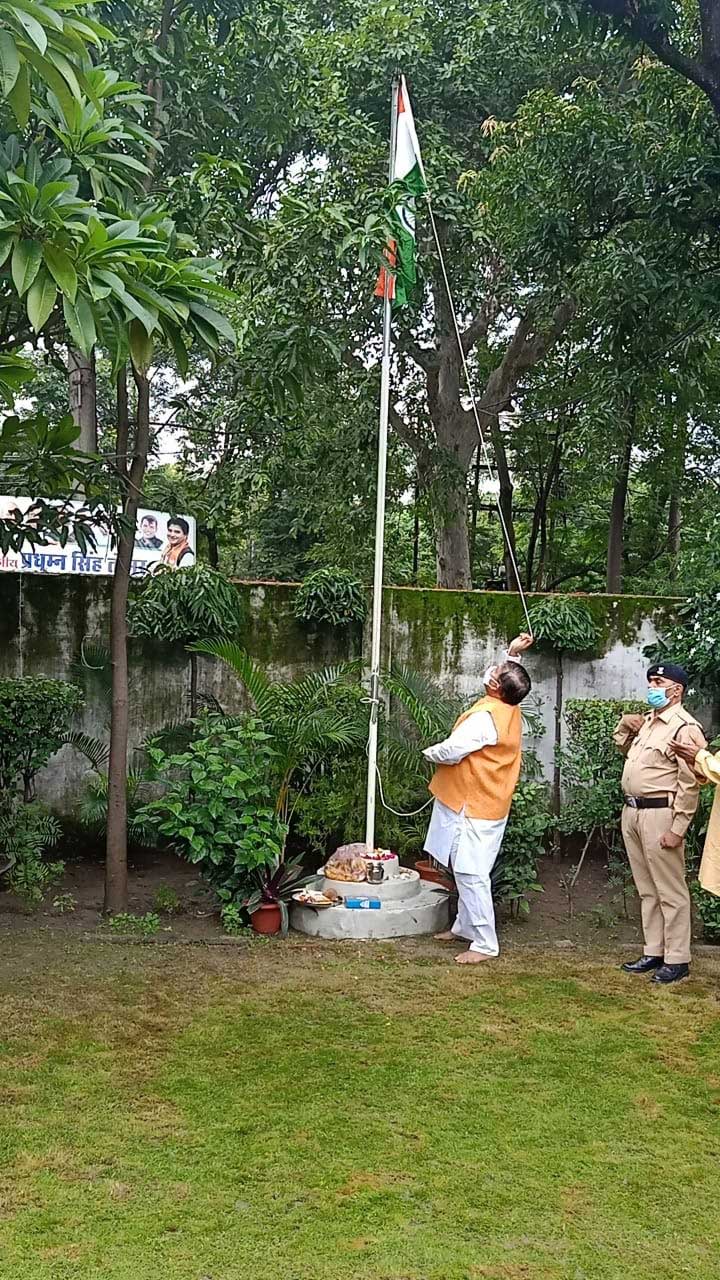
left=190, top=642, right=368, bottom=831
left=79, top=769, right=154, bottom=847
left=381, top=665, right=465, bottom=779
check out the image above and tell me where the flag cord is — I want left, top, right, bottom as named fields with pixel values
left=375, top=763, right=433, bottom=816
left=368, top=75, right=532, bottom=836
left=422, top=191, right=533, bottom=637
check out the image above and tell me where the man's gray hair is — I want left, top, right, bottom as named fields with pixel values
left=498, top=662, right=531, bottom=706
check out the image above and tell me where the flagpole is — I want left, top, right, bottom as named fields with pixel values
left=365, top=75, right=400, bottom=853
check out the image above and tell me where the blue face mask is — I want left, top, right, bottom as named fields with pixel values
left=647, top=687, right=669, bottom=709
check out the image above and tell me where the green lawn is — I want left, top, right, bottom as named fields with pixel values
left=1, top=935, right=719, bottom=1280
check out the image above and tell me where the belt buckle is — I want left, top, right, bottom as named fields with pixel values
left=626, top=796, right=637, bottom=808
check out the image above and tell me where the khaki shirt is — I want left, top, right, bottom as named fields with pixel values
left=613, top=705, right=707, bottom=837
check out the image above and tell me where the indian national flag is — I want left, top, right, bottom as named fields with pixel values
left=375, top=77, right=426, bottom=306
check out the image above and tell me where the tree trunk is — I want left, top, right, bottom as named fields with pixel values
left=105, top=369, right=150, bottom=915
left=436, top=470, right=471, bottom=588
left=489, top=415, right=520, bottom=591
left=412, top=478, right=421, bottom=584
left=606, top=423, right=633, bottom=593
left=470, top=447, right=481, bottom=583
left=205, top=525, right=219, bottom=569
left=667, top=492, right=681, bottom=584
left=143, top=0, right=174, bottom=191
left=552, top=650, right=563, bottom=857
left=536, top=498, right=549, bottom=591
left=528, top=423, right=563, bottom=590
left=498, top=477, right=518, bottom=591
left=526, top=492, right=542, bottom=591
left=68, top=349, right=97, bottom=452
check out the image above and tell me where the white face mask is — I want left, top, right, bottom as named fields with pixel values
left=483, top=664, right=498, bottom=689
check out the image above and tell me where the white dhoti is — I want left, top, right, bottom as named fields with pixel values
left=424, top=798, right=507, bottom=955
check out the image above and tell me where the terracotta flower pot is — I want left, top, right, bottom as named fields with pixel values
left=251, top=902, right=282, bottom=935
left=416, top=859, right=454, bottom=891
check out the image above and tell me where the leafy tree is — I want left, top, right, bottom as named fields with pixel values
left=79, top=0, right=720, bottom=596
left=646, top=587, right=720, bottom=699
left=0, top=676, right=83, bottom=800
left=1, top=0, right=237, bottom=915
left=0, top=0, right=109, bottom=127
left=578, top=0, right=720, bottom=121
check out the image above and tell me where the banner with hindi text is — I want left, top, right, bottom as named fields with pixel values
left=0, top=497, right=196, bottom=578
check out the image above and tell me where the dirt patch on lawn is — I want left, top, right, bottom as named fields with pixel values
left=0, top=847, right=221, bottom=941
left=0, top=843, right=700, bottom=955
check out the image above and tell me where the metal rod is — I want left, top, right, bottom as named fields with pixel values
left=364, top=75, right=399, bottom=854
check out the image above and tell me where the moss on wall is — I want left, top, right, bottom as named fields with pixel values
left=389, top=587, right=679, bottom=674
left=0, top=574, right=680, bottom=683
left=389, top=588, right=527, bottom=672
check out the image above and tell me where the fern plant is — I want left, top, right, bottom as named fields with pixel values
left=129, top=566, right=246, bottom=715
left=0, top=803, right=64, bottom=905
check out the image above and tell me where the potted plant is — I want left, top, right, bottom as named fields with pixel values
left=416, top=855, right=454, bottom=891
left=243, top=854, right=314, bottom=935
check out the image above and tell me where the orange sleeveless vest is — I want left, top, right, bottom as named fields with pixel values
left=428, top=695, right=522, bottom=820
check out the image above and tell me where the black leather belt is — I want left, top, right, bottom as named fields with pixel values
left=624, top=796, right=670, bottom=809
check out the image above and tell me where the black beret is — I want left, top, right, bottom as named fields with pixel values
left=646, top=662, right=689, bottom=689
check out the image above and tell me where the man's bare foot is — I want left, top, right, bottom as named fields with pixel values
left=434, top=930, right=455, bottom=942
left=455, top=950, right=494, bottom=965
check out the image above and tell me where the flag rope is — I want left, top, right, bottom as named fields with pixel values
left=368, top=74, right=533, bottom=834
left=421, top=190, right=534, bottom=636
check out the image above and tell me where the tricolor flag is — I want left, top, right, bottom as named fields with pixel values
left=375, top=77, right=426, bottom=306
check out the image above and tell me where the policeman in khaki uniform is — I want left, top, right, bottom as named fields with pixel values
left=613, top=663, right=706, bottom=985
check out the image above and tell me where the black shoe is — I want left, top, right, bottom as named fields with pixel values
left=651, top=963, right=690, bottom=985
left=621, top=955, right=663, bottom=974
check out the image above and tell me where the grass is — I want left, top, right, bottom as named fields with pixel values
left=1, top=935, right=720, bottom=1280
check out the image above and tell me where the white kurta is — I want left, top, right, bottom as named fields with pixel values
left=422, top=711, right=508, bottom=877
left=422, top=653, right=523, bottom=955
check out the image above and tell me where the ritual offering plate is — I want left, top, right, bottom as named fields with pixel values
left=292, top=889, right=336, bottom=908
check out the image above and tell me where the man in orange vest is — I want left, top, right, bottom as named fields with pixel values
left=423, top=634, right=534, bottom=965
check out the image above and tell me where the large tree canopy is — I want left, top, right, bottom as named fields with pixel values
left=7, top=0, right=720, bottom=595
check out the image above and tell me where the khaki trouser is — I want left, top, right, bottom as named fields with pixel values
left=621, top=804, right=691, bottom=965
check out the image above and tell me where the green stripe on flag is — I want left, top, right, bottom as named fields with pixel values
left=391, top=162, right=426, bottom=307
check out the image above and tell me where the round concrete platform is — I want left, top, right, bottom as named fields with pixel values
left=318, top=868, right=421, bottom=902
left=290, top=879, right=450, bottom=939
